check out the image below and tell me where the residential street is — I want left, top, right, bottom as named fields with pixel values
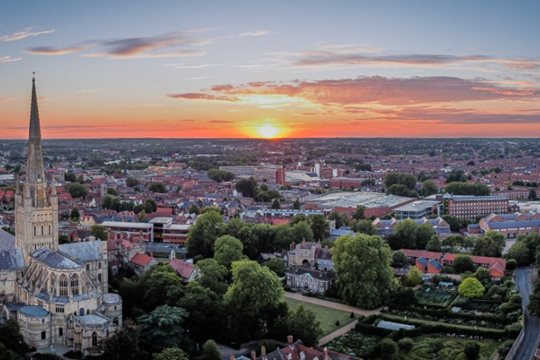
left=512, top=267, right=540, bottom=360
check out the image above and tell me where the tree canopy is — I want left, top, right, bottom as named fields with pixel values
left=458, top=277, right=485, bottom=298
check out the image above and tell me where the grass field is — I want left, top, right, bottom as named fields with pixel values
left=285, top=297, right=355, bottom=336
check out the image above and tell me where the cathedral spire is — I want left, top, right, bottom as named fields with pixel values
left=26, top=74, right=45, bottom=184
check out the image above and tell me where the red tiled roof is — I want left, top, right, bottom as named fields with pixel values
left=169, top=258, right=194, bottom=280
left=442, top=253, right=505, bottom=267
left=130, top=253, right=153, bottom=267
left=401, top=249, right=442, bottom=260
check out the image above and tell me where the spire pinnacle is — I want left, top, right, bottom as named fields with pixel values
left=26, top=75, right=45, bottom=184
left=29, top=73, right=41, bottom=140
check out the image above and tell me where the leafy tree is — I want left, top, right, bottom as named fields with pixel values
left=100, top=320, right=146, bottom=360
left=333, top=233, right=396, bottom=309
left=416, top=223, right=435, bottom=250
left=125, top=177, right=139, bottom=187
left=464, top=341, right=480, bottom=360
left=528, top=278, right=540, bottom=316
left=149, top=182, right=166, bottom=193
left=507, top=241, right=532, bottom=266
left=442, top=215, right=468, bottom=232
left=458, top=277, right=485, bottom=298
left=379, top=338, right=398, bottom=360
left=137, top=305, right=187, bottom=354
left=388, top=218, right=417, bottom=249
left=387, top=183, right=417, bottom=197
left=196, top=258, right=229, bottom=295
left=290, top=214, right=308, bottom=225
left=0, top=319, right=30, bottom=358
left=107, top=187, right=119, bottom=196
left=186, top=210, right=224, bottom=257
left=292, top=221, right=314, bottom=242
left=214, top=235, right=245, bottom=269
left=391, top=251, right=408, bottom=268
left=265, top=258, right=286, bottom=277
left=403, top=267, right=423, bottom=287
left=207, top=168, right=235, bottom=182
left=271, top=198, right=281, bottom=209
left=328, top=211, right=349, bottom=228
left=391, top=287, right=417, bottom=306
left=292, top=198, right=301, bottom=210
left=66, top=182, right=88, bottom=199
left=235, top=177, right=258, bottom=198
left=59, top=234, right=70, bottom=244
left=199, top=340, right=221, bottom=360
left=353, top=205, right=366, bottom=220
left=144, top=199, right=158, bottom=213
left=154, top=347, right=188, bottom=360
left=70, top=208, right=80, bottom=221
left=446, top=169, right=468, bottom=183
left=310, top=214, right=329, bottom=241
left=287, top=305, right=322, bottom=346
left=445, top=182, right=490, bottom=196
left=426, top=235, right=441, bottom=251
left=274, top=224, right=295, bottom=250
left=474, top=267, right=490, bottom=284
left=64, top=172, right=77, bottom=182
left=384, top=172, right=417, bottom=191
left=473, top=231, right=505, bottom=257
left=91, top=225, right=107, bottom=240
left=529, top=189, right=538, bottom=201
left=138, top=264, right=184, bottom=311
left=352, top=219, right=375, bottom=235
left=453, top=255, right=476, bottom=273
left=421, top=180, right=438, bottom=196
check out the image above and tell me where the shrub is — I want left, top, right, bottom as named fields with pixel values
left=379, top=338, right=398, bottom=360
left=397, top=337, right=414, bottom=351
left=464, top=341, right=480, bottom=360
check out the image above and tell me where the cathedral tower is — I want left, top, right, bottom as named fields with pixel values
left=15, top=76, right=59, bottom=262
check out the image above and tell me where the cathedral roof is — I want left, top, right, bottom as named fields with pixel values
left=19, top=305, right=49, bottom=318
left=0, top=229, right=15, bottom=250
left=59, top=241, right=103, bottom=262
left=0, top=248, right=24, bottom=271
left=32, top=247, right=82, bottom=270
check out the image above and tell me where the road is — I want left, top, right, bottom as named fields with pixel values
left=512, top=267, right=540, bottom=360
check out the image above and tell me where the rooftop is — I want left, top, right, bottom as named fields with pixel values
left=19, top=305, right=49, bottom=318
left=32, top=248, right=82, bottom=270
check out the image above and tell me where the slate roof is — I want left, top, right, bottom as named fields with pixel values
left=59, top=241, right=102, bottom=262
left=286, top=267, right=335, bottom=281
left=0, top=229, right=15, bottom=250
left=32, top=247, right=82, bottom=270
left=0, top=248, right=24, bottom=271
left=19, top=305, right=49, bottom=317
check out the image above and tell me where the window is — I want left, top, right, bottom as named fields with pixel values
left=98, top=262, right=102, bottom=269
left=92, top=332, right=98, bottom=347
left=70, top=274, right=79, bottom=296
left=59, top=327, right=63, bottom=336
left=113, top=317, right=119, bottom=325
left=41, top=331, right=46, bottom=340
left=55, top=306, right=64, bottom=313
left=79, top=308, right=85, bottom=316
left=59, top=274, right=68, bottom=296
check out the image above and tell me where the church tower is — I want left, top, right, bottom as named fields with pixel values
left=15, top=76, right=59, bottom=263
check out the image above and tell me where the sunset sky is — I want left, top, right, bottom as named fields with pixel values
left=1, top=0, right=540, bottom=139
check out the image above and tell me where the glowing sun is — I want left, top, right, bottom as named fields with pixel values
left=257, top=124, right=279, bottom=139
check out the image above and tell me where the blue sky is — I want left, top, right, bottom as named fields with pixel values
left=1, top=0, right=540, bottom=138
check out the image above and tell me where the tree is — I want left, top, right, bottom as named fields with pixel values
left=292, top=221, right=314, bottom=242
left=144, top=199, right=157, bottom=213
left=442, top=215, right=468, bottom=232
left=416, top=223, right=435, bottom=250
left=458, top=277, right=485, bottom=298
left=446, top=169, right=468, bottom=183
left=529, top=189, right=538, bottom=201
left=199, top=340, right=221, bottom=360
left=464, top=341, right=480, bottom=360
left=149, top=182, right=166, bottom=193
left=384, top=172, right=417, bottom=191
left=70, top=208, right=80, bottom=221
left=207, top=168, right=234, bottom=182
left=66, top=182, right=88, bottom=199
left=333, top=234, right=396, bottom=309
left=392, top=287, right=417, bottom=306
left=138, top=264, right=184, bottom=311
left=64, top=172, right=77, bottom=182
left=353, top=205, right=366, bottom=220
left=453, top=255, right=476, bottom=273
left=196, top=258, right=229, bottom=295
left=186, top=210, right=224, bottom=258
left=100, top=320, right=146, bottom=360
left=235, top=177, right=258, bottom=198
left=528, top=278, right=540, bottom=316
left=271, top=198, right=281, bottom=209
left=507, top=241, right=532, bottom=266
left=154, top=347, right=189, bottom=360
left=0, top=319, right=30, bottom=358
left=274, top=225, right=295, bottom=250
left=137, top=305, right=187, bottom=354
left=352, top=219, right=375, bottom=235
left=214, top=235, right=245, bottom=269
left=391, top=251, right=408, bottom=268
left=445, top=182, right=490, bottom=196
left=388, top=219, right=417, bottom=249
left=328, top=211, right=349, bottom=228
left=293, top=198, right=301, bottom=210
left=379, top=338, right=398, bottom=360
left=310, top=215, right=329, bottom=241
left=426, top=235, right=441, bottom=251
left=421, top=180, right=438, bottom=196
left=265, top=258, right=286, bottom=277
left=403, top=267, right=423, bottom=287
left=91, top=225, right=107, bottom=240
left=107, top=187, right=119, bottom=196
left=473, top=231, right=505, bottom=257
left=387, top=184, right=417, bottom=197
left=287, top=305, right=322, bottom=346
left=126, top=177, right=139, bottom=187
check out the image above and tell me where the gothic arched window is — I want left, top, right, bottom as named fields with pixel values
left=70, top=274, right=79, bottom=296
left=91, top=332, right=98, bottom=347
left=59, top=274, right=68, bottom=296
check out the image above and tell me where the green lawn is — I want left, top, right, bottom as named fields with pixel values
left=285, top=297, right=354, bottom=336
left=402, top=335, right=500, bottom=360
